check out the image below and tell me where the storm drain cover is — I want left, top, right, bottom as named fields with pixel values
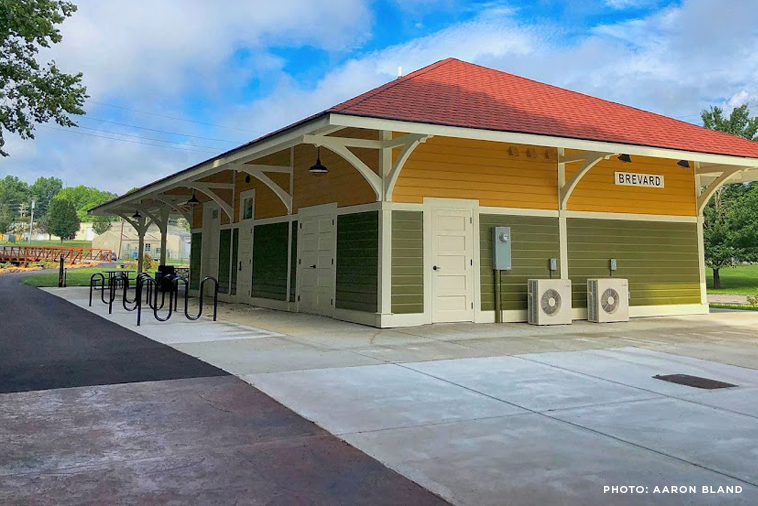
left=653, top=374, right=737, bottom=390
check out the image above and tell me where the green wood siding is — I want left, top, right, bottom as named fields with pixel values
left=230, top=228, right=239, bottom=296
left=568, top=219, right=701, bottom=308
left=252, top=222, right=289, bottom=301
left=289, top=221, right=297, bottom=303
left=336, top=211, right=378, bottom=313
left=190, top=232, right=202, bottom=290
left=480, top=215, right=560, bottom=311
left=217, top=229, right=232, bottom=294
left=392, top=211, right=424, bottom=314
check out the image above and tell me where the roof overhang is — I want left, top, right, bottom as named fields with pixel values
left=91, top=111, right=758, bottom=217
left=329, top=113, right=758, bottom=169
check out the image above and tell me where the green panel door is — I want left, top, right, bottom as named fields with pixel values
left=230, top=228, right=239, bottom=296
left=391, top=211, right=424, bottom=314
left=335, top=212, right=379, bottom=313
left=189, top=232, right=202, bottom=290
left=217, top=229, right=232, bottom=294
left=252, top=222, right=289, bottom=300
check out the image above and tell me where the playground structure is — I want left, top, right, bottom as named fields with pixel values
left=0, top=245, right=112, bottom=265
left=89, top=271, right=218, bottom=326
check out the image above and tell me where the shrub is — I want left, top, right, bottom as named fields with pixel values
left=747, top=292, right=758, bottom=308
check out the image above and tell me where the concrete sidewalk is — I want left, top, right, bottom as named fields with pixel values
left=44, top=286, right=758, bottom=505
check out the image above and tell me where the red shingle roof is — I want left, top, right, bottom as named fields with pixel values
left=327, top=58, right=758, bottom=160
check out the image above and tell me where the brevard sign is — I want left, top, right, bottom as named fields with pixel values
left=615, top=172, right=665, bottom=188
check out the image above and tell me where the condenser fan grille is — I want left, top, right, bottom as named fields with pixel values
left=540, top=289, right=562, bottom=316
left=601, top=288, right=620, bottom=314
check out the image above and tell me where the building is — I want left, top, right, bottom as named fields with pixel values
left=93, top=222, right=190, bottom=262
left=91, top=58, right=758, bottom=327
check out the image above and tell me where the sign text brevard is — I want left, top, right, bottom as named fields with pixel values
left=615, top=172, right=664, bottom=188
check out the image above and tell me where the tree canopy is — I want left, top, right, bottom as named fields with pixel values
left=54, top=185, right=117, bottom=220
left=46, top=197, right=79, bottom=241
left=29, top=176, right=62, bottom=215
left=701, top=104, right=758, bottom=288
left=0, top=0, right=87, bottom=156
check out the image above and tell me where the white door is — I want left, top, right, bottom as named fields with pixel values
left=202, top=202, right=220, bottom=294
left=298, top=207, right=336, bottom=316
left=431, top=207, right=475, bottom=322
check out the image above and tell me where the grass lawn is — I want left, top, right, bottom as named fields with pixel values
left=21, top=267, right=149, bottom=287
left=0, top=240, right=93, bottom=248
left=706, top=265, right=758, bottom=296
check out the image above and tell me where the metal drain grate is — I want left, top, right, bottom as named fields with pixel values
left=653, top=374, right=737, bottom=390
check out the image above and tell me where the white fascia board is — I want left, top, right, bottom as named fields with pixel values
left=329, top=113, right=758, bottom=168
left=91, top=115, right=330, bottom=216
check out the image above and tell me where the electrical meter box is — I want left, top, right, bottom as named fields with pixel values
left=492, top=226, right=512, bottom=270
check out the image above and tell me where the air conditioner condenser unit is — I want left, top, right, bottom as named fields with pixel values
left=587, top=278, right=629, bottom=323
left=527, top=279, right=572, bottom=326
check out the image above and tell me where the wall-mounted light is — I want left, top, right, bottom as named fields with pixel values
left=132, top=210, right=142, bottom=219
left=677, top=160, right=690, bottom=168
left=185, top=191, right=200, bottom=206
left=617, top=154, right=632, bottom=163
left=245, top=174, right=251, bottom=184
left=309, top=146, right=328, bottom=175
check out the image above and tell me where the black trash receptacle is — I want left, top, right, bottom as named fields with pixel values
left=156, top=265, right=176, bottom=291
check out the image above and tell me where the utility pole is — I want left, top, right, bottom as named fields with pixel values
left=28, top=200, right=36, bottom=243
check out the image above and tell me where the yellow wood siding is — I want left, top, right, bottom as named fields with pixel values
left=566, top=152, right=696, bottom=216
left=292, top=143, right=377, bottom=212
left=233, top=170, right=289, bottom=221
left=393, top=136, right=558, bottom=209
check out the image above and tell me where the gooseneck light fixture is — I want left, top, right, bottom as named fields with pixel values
left=132, top=210, right=141, bottom=219
left=677, top=160, right=690, bottom=168
left=617, top=154, right=632, bottom=163
left=185, top=191, right=200, bottom=206
left=309, top=146, right=328, bottom=175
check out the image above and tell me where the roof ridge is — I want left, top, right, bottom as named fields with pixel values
left=328, top=57, right=457, bottom=113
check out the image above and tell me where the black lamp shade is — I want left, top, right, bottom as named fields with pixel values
left=132, top=210, right=141, bottom=219
left=309, top=147, right=328, bottom=175
left=617, top=154, right=632, bottom=163
left=185, top=191, right=200, bottom=206
left=677, top=160, right=690, bottom=168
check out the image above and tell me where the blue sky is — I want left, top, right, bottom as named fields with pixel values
left=2, top=0, right=757, bottom=193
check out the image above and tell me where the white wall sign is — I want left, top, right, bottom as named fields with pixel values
left=615, top=172, right=664, bottom=188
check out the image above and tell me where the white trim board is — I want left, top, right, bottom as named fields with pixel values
left=563, top=211, right=698, bottom=223
left=329, top=113, right=758, bottom=168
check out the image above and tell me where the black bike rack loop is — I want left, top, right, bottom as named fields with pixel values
left=137, top=277, right=175, bottom=326
left=88, top=273, right=105, bottom=306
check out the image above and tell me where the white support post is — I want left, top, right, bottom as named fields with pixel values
left=158, top=207, right=170, bottom=266
left=378, top=131, right=393, bottom=317
left=557, top=148, right=568, bottom=279
left=136, top=216, right=147, bottom=273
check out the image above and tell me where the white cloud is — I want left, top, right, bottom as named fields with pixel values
left=4, top=0, right=758, bottom=195
left=45, top=0, right=373, bottom=99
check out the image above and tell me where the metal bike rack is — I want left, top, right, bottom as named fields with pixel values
left=90, top=271, right=219, bottom=327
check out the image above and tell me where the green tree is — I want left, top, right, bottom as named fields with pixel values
left=0, top=0, right=87, bottom=156
left=29, top=176, right=62, bottom=215
left=46, top=197, right=79, bottom=241
left=0, top=175, right=30, bottom=219
left=701, top=104, right=758, bottom=288
left=701, top=104, right=758, bottom=140
left=0, top=204, right=12, bottom=233
left=54, top=185, right=117, bottom=220
left=91, top=215, right=112, bottom=234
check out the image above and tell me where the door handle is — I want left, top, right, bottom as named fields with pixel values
left=433, top=265, right=441, bottom=271
left=309, top=264, right=317, bottom=269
